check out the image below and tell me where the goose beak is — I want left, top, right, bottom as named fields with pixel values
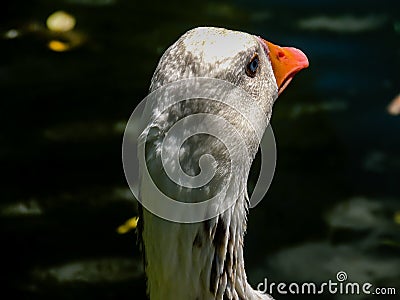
left=259, top=38, right=309, bottom=95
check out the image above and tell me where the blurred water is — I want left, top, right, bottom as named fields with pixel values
left=1, top=0, right=399, bottom=299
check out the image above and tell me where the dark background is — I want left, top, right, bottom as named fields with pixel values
left=1, top=0, right=399, bottom=299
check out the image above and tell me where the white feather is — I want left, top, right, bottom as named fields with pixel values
left=139, top=27, right=276, bottom=300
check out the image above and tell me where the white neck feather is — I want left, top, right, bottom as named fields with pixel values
left=140, top=157, right=272, bottom=300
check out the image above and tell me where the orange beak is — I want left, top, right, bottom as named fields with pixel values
left=260, top=38, right=309, bottom=95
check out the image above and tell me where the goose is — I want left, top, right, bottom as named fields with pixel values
left=136, top=27, right=309, bottom=300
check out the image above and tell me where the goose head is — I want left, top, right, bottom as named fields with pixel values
left=150, top=26, right=308, bottom=105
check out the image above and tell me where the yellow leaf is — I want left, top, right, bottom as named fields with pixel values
left=47, top=11, right=76, bottom=32
left=117, top=217, right=139, bottom=234
left=48, top=40, right=70, bottom=52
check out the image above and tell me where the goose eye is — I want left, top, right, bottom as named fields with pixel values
left=246, top=54, right=259, bottom=77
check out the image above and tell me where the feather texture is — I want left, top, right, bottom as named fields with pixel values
left=138, top=27, right=276, bottom=300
